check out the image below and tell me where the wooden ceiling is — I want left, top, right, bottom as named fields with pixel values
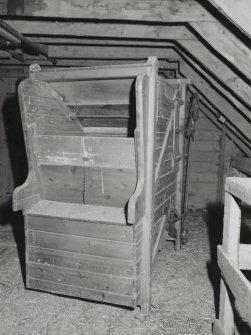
left=0, top=0, right=250, bottom=155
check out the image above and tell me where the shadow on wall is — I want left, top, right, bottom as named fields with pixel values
left=1, top=93, right=28, bottom=283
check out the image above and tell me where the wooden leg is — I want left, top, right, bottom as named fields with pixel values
left=216, top=279, right=235, bottom=335
left=215, top=191, right=241, bottom=334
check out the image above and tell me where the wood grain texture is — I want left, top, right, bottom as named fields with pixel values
left=27, top=200, right=126, bottom=224
left=36, top=135, right=136, bottom=169
left=0, top=1, right=215, bottom=21
left=28, top=278, right=136, bottom=307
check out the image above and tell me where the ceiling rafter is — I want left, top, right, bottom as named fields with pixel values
left=175, top=47, right=250, bottom=121
left=3, top=19, right=195, bottom=41
left=176, top=39, right=251, bottom=108
left=188, top=21, right=251, bottom=80
left=0, top=0, right=215, bottom=22
left=178, top=57, right=250, bottom=140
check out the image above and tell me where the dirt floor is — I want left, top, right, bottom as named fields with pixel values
left=0, top=211, right=248, bottom=335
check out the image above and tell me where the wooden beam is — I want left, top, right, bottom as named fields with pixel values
left=177, top=39, right=251, bottom=107
left=175, top=47, right=251, bottom=122
left=189, top=22, right=251, bottom=80
left=199, top=103, right=251, bottom=157
left=178, top=58, right=251, bottom=140
left=0, top=59, right=178, bottom=69
left=4, top=20, right=195, bottom=41
left=47, top=45, right=178, bottom=60
left=207, top=0, right=251, bottom=37
left=0, top=0, right=215, bottom=22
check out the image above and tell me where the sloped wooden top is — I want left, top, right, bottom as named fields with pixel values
left=27, top=200, right=126, bottom=225
left=225, top=177, right=251, bottom=206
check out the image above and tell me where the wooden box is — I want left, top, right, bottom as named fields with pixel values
left=13, top=57, right=187, bottom=314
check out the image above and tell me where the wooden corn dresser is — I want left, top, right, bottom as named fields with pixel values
left=13, top=57, right=188, bottom=314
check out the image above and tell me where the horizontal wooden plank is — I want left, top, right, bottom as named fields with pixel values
left=28, top=215, right=134, bottom=242
left=36, top=135, right=136, bottom=169
left=28, top=263, right=134, bottom=295
left=50, top=78, right=134, bottom=105
left=28, top=278, right=135, bottom=307
left=40, top=165, right=136, bottom=207
left=27, top=113, right=82, bottom=132
left=79, top=117, right=128, bottom=128
left=2, top=2, right=215, bottom=21
left=194, top=130, right=221, bottom=141
left=190, top=161, right=219, bottom=173
left=83, top=127, right=128, bottom=136
left=67, top=104, right=130, bottom=118
left=29, top=247, right=136, bottom=277
left=28, top=230, right=135, bottom=260
left=191, top=151, right=219, bottom=162
left=27, top=200, right=126, bottom=224
left=192, top=141, right=220, bottom=152
left=188, top=182, right=218, bottom=194
left=189, top=172, right=218, bottom=182
left=48, top=45, right=178, bottom=60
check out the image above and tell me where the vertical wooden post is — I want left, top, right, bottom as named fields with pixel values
left=214, top=191, right=241, bottom=335
left=175, top=83, right=186, bottom=249
left=217, top=122, right=226, bottom=206
left=139, top=57, right=158, bottom=316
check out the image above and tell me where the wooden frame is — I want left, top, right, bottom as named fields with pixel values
left=213, top=177, right=251, bottom=334
left=13, top=57, right=187, bottom=315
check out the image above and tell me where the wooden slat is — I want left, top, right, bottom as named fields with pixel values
left=28, top=263, right=134, bottom=295
left=190, top=161, right=219, bottom=173
left=1, top=1, right=215, bottom=21
left=27, top=200, right=126, bottom=225
left=192, top=141, right=220, bottom=152
left=194, top=130, right=221, bottom=141
left=189, top=22, right=251, bottom=80
left=179, top=59, right=251, bottom=140
left=28, top=278, right=135, bottom=307
left=48, top=45, right=178, bottom=60
left=191, top=151, right=219, bottom=162
left=67, top=104, right=130, bottom=118
left=21, top=23, right=195, bottom=40
left=28, top=230, right=135, bottom=260
left=79, top=117, right=128, bottom=128
left=50, top=78, right=134, bottom=105
left=29, top=247, right=136, bottom=277
left=179, top=38, right=251, bottom=104
left=28, top=215, right=134, bottom=242
left=189, top=172, right=218, bottom=182
left=40, top=165, right=136, bottom=207
left=35, top=135, right=136, bottom=169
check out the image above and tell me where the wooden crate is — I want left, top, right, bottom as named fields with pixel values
left=13, top=57, right=188, bottom=314
left=213, top=177, right=251, bottom=335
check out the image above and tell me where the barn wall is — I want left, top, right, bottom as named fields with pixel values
left=187, top=111, right=242, bottom=210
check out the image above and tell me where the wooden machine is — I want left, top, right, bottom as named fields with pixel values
left=13, top=57, right=188, bottom=314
